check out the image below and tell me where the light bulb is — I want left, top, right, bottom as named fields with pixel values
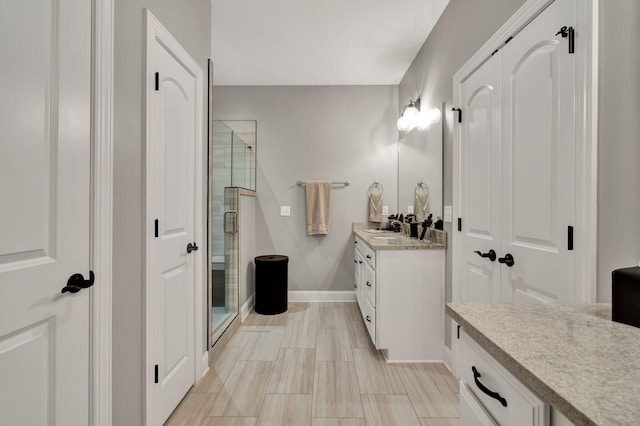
left=427, top=108, right=441, bottom=124
left=416, top=108, right=442, bottom=131
left=403, top=105, right=419, bottom=126
left=397, top=115, right=411, bottom=131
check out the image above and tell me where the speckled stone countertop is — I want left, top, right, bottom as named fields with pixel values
left=447, top=303, right=640, bottom=425
left=352, top=223, right=446, bottom=251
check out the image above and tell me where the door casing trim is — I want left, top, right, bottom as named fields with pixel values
left=92, top=0, right=114, bottom=424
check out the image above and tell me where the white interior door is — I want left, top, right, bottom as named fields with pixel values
left=0, top=0, right=92, bottom=424
left=146, top=11, right=203, bottom=425
left=459, top=53, right=502, bottom=303
left=500, top=0, right=576, bottom=303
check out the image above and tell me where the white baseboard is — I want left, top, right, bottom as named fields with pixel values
left=288, top=291, right=356, bottom=302
left=199, top=351, right=209, bottom=379
left=443, top=344, right=455, bottom=376
left=240, top=294, right=254, bottom=322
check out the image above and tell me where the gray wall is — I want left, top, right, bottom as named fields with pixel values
left=213, top=86, right=398, bottom=294
left=112, top=0, right=210, bottom=424
left=400, top=0, right=640, bottom=306
left=597, top=0, right=640, bottom=301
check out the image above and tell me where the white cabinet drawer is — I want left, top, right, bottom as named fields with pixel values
left=458, top=331, right=549, bottom=426
left=362, top=244, right=375, bottom=268
left=460, top=380, right=498, bottom=426
left=364, top=262, right=375, bottom=307
left=362, top=297, right=376, bottom=344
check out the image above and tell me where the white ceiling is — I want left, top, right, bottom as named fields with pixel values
left=211, top=0, right=450, bottom=86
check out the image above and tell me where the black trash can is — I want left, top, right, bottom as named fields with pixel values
left=254, top=255, right=288, bottom=315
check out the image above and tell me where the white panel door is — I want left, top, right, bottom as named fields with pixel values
left=459, top=53, right=502, bottom=303
left=0, top=0, right=91, bottom=424
left=148, top=19, right=200, bottom=425
left=500, top=0, right=576, bottom=303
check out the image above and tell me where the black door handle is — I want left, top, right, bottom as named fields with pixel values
left=61, top=271, right=95, bottom=294
left=472, top=366, right=508, bottom=407
left=474, top=250, right=497, bottom=262
left=187, top=242, right=199, bottom=253
left=498, top=253, right=515, bottom=267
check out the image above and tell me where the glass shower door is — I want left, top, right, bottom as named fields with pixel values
left=209, top=118, right=256, bottom=346
left=210, top=120, right=237, bottom=344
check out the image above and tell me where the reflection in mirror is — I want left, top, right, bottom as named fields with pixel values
left=397, top=101, right=444, bottom=221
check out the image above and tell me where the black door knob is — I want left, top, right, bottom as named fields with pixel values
left=187, top=242, right=199, bottom=253
left=498, top=253, right=515, bottom=267
left=474, top=250, right=497, bottom=262
left=61, top=271, right=95, bottom=293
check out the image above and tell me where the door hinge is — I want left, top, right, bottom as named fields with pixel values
left=457, top=325, right=461, bottom=339
left=451, top=107, right=462, bottom=123
left=457, top=218, right=462, bottom=232
left=568, top=226, right=574, bottom=250
left=556, top=26, right=575, bottom=54
left=154, top=364, right=159, bottom=383
left=154, top=219, right=159, bottom=238
left=155, top=72, right=159, bottom=91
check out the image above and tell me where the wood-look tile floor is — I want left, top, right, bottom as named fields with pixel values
left=166, top=302, right=459, bottom=426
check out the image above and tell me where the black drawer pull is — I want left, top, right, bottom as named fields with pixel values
left=365, top=315, right=372, bottom=323
left=366, top=255, right=372, bottom=259
left=472, top=366, right=508, bottom=407
left=366, top=281, right=372, bottom=287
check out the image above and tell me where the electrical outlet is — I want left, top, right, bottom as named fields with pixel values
left=407, top=206, right=414, bottom=214
left=382, top=205, right=389, bottom=216
left=444, top=206, right=453, bottom=222
left=280, top=206, right=291, bottom=217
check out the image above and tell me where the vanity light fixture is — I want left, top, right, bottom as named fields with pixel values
left=397, top=97, right=441, bottom=132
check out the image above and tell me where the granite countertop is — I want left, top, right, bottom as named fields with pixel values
left=447, top=302, right=640, bottom=425
left=352, top=223, right=446, bottom=251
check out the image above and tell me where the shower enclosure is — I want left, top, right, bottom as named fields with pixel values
left=209, top=118, right=256, bottom=345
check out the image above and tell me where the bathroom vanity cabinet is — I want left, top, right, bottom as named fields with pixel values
left=352, top=229, right=445, bottom=362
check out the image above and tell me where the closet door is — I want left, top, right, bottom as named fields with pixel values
left=459, top=53, right=502, bottom=302
left=500, top=0, right=576, bottom=303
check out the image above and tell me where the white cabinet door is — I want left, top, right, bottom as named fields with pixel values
left=146, top=12, right=204, bottom=425
left=500, top=0, right=576, bottom=303
left=0, top=0, right=92, bottom=424
left=459, top=53, right=502, bottom=303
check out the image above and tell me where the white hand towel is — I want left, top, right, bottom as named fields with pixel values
left=305, top=181, right=332, bottom=235
left=415, top=192, right=429, bottom=222
left=369, top=193, right=383, bottom=222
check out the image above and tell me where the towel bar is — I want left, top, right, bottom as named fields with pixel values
left=296, top=180, right=350, bottom=187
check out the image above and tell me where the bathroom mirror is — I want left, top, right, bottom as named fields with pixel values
left=397, top=100, right=444, bottom=221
